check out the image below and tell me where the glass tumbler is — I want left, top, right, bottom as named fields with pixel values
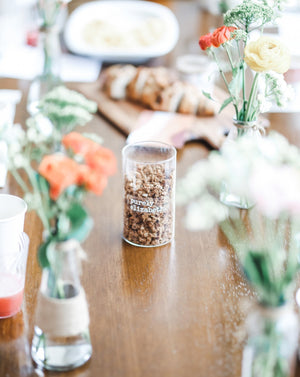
left=0, top=233, right=29, bottom=319
left=122, top=141, right=176, bottom=247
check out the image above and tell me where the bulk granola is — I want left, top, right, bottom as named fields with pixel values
left=123, top=163, right=175, bottom=246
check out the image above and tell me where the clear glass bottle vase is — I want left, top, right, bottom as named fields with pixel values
left=31, top=239, right=92, bottom=371
left=241, top=303, right=298, bottom=377
left=220, top=119, right=263, bottom=209
left=27, top=0, right=66, bottom=115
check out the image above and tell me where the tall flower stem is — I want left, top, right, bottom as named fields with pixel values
left=212, top=50, right=239, bottom=119
left=224, top=44, right=234, bottom=71
left=26, top=165, right=50, bottom=232
left=244, top=72, right=259, bottom=121
left=11, top=168, right=30, bottom=194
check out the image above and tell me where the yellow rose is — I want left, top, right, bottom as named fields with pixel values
left=244, top=36, right=290, bottom=74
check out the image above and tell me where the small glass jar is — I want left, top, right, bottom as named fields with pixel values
left=241, top=303, right=298, bottom=377
left=122, top=141, right=176, bottom=247
left=31, top=239, right=92, bottom=371
left=175, top=54, right=217, bottom=93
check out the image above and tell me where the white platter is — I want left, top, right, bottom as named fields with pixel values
left=64, top=0, right=179, bottom=63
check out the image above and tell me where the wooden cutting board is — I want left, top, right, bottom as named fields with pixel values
left=77, top=80, right=233, bottom=149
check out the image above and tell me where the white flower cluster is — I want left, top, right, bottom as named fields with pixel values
left=0, top=123, right=26, bottom=169
left=257, top=72, right=294, bottom=113
left=177, top=132, right=300, bottom=230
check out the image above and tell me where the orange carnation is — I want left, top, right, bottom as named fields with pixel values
left=38, top=155, right=80, bottom=200
left=85, top=147, right=117, bottom=176
left=78, top=165, right=108, bottom=195
left=211, top=26, right=236, bottom=48
left=62, top=132, right=99, bottom=156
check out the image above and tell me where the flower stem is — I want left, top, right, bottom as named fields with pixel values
left=224, top=44, right=234, bottom=71
left=244, top=72, right=259, bottom=121
left=25, top=164, right=50, bottom=232
left=212, top=50, right=239, bottom=119
left=11, top=168, right=30, bottom=194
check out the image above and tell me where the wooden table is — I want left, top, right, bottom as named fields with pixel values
left=1, top=2, right=300, bottom=377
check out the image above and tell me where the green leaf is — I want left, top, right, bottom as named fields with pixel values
left=202, top=91, right=214, bottom=101
left=38, top=238, right=52, bottom=268
left=229, top=65, right=243, bottom=100
left=63, top=203, right=93, bottom=242
left=219, top=97, right=233, bottom=113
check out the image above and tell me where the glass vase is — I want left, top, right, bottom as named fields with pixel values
left=241, top=303, right=298, bottom=377
left=220, top=119, right=263, bottom=209
left=27, top=1, right=68, bottom=115
left=31, top=239, right=92, bottom=371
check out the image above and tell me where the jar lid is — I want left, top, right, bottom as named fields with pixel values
left=175, top=54, right=216, bottom=75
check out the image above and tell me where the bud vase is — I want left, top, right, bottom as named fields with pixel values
left=220, top=119, right=263, bottom=209
left=31, top=239, right=92, bottom=371
left=27, top=0, right=67, bottom=115
left=241, top=303, right=298, bottom=377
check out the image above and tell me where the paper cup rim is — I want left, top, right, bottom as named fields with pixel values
left=0, top=194, right=27, bottom=223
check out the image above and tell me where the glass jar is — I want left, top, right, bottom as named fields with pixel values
left=220, top=119, right=264, bottom=209
left=122, top=141, right=176, bottom=247
left=31, top=239, right=92, bottom=371
left=27, top=0, right=68, bottom=115
left=175, top=54, right=217, bottom=93
left=0, top=312, right=41, bottom=377
left=241, top=303, right=298, bottom=377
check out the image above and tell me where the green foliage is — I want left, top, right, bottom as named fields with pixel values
left=38, top=238, right=52, bottom=269
left=202, top=91, right=214, bottom=101
left=37, top=86, right=97, bottom=134
left=63, top=203, right=93, bottom=242
left=3, top=85, right=100, bottom=270
left=219, top=96, right=233, bottom=113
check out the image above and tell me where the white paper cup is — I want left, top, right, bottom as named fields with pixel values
left=0, top=194, right=27, bottom=254
left=0, top=232, right=29, bottom=318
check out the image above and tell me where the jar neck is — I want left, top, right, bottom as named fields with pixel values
left=233, top=118, right=257, bottom=129
left=255, top=302, right=295, bottom=320
left=40, top=239, right=84, bottom=299
left=232, top=118, right=265, bottom=137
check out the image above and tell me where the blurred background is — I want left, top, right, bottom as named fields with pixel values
left=0, top=0, right=300, bottom=89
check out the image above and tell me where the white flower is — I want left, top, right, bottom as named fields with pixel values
left=26, top=115, right=54, bottom=143
left=27, top=128, right=38, bottom=142
left=264, top=72, right=295, bottom=108
left=249, top=163, right=300, bottom=218
left=176, top=161, right=210, bottom=204
left=11, top=154, right=27, bottom=169
left=185, top=194, right=228, bottom=231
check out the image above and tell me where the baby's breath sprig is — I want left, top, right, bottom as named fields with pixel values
left=224, top=1, right=276, bottom=33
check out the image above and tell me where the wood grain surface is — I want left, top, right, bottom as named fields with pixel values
left=1, top=1, right=300, bottom=376
left=2, top=77, right=300, bottom=377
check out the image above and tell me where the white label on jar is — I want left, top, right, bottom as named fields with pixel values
left=129, top=197, right=168, bottom=214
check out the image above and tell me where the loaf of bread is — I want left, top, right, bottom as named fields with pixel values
left=102, top=64, right=216, bottom=116
left=102, top=64, right=136, bottom=100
